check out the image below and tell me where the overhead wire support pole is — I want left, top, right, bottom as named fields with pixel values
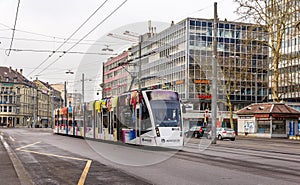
left=211, top=2, right=218, bottom=144
left=82, top=73, right=86, bottom=138
left=138, top=36, right=142, bottom=91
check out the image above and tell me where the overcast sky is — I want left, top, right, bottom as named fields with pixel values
left=0, top=0, right=237, bottom=87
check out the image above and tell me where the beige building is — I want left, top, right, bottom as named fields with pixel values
left=0, top=66, right=62, bottom=128
left=34, top=79, right=63, bottom=128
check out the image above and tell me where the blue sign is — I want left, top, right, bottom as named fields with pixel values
left=289, top=121, right=295, bottom=136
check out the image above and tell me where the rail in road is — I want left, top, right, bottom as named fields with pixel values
left=182, top=138, right=300, bottom=184
left=2, top=128, right=300, bottom=185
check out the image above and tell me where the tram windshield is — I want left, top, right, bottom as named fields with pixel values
left=150, top=100, right=181, bottom=127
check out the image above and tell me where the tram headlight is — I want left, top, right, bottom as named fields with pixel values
left=155, top=127, right=160, bottom=137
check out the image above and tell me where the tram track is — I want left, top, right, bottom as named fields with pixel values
left=176, top=145, right=300, bottom=183
left=185, top=142, right=300, bottom=162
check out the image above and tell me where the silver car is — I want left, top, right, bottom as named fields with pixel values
left=216, top=128, right=236, bottom=141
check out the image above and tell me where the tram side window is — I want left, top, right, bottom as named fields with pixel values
left=102, top=108, right=108, bottom=128
left=121, top=106, right=133, bottom=128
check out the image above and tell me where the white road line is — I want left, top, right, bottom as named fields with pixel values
left=0, top=135, right=34, bottom=185
left=9, top=136, right=15, bottom=142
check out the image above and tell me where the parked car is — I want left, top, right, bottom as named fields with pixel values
left=185, top=126, right=205, bottom=138
left=217, top=127, right=236, bottom=141
left=207, top=127, right=236, bottom=141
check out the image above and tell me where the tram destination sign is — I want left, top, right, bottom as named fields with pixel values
left=147, top=91, right=179, bottom=101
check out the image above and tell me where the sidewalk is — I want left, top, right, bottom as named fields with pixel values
left=0, top=135, right=21, bottom=185
left=236, top=135, right=300, bottom=144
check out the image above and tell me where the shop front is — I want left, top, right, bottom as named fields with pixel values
left=237, top=103, right=300, bottom=138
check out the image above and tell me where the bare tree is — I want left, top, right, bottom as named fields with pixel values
left=234, top=0, right=300, bottom=102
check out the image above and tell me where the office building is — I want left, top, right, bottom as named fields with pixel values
left=102, top=18, right=269, bottom=128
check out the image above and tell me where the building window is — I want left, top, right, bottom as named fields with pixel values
left=272, top=120, right=286, bottom=134
left=257, top=120, right=270, bottom=133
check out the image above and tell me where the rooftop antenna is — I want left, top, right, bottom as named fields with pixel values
left=148, top=20, right=152, bottom=34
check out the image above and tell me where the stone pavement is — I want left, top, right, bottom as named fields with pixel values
left=0, top=135, right=21, bottom=185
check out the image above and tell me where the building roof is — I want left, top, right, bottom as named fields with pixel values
left=236, top=103, right=300, bottom=115
left=0, top=66, right=34, bottom=87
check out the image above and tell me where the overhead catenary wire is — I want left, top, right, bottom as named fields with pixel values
left=27, top=0, right=110, bottom=77
left=35, top=0, right=128, bottom=76
left=0, top=36, right=129, bottom=47
left=0, top=22, right=129, bottom=46
left=1, top=48, right=117, bottom=55
left=6, top=0, right=21, bottom=56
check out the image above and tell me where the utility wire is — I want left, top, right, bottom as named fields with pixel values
left=0, top=36, right=128, bottom=46
left=27, top=0, right=109, bottom=77
left=2, top=48, right=117, bottom=55
left=6, top=0, right=21, bottom=56
left=36, top=0, right=128, bottom=76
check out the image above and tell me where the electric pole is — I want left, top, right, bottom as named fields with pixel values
left=211, top=2, right=218, bottom=144
left=82, top=73, right=86, bottom=138
left=138, top=36, right=142, bottom=92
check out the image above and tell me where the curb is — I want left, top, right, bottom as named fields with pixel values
left=0, top=135, right=34, bottom=185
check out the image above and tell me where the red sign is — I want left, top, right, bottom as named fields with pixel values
left=254, top=114, right=269, bottom=118
left=196, top=94, right=212, bottom=99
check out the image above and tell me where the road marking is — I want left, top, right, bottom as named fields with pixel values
left=19, top=149, right=89, bottom=161
left=0, top=135, right=34, bottom=185
left=9, top=136, right=15, bottom=142
left=16, top=142, right=92, bottom=185
left=16, top=142, right=41, bottom=151
left=78, top=160, right=92, bottom=185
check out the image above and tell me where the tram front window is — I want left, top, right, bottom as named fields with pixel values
left=151, top=100, right=180, bottom=127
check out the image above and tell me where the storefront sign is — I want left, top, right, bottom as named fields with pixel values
left=255, top=114, right=269, bottom=118
left=176, top=80, right=184, bottom=85
left=196, top=94, right=212, bottom=99
left=1, top=83, right=14, bottom=87
left=193, top=79, right=210, bottom=84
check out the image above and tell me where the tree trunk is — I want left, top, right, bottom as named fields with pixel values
left=229, top=102, right=234, bottom=130
left=272, top=54, right=280, bottom=102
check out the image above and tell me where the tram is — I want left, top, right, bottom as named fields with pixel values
left=54, top=89, right=184, bottom=148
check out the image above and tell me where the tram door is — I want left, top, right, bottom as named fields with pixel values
left=135, top=105, right=141, bottom=144
left=108, top=111, right=114, bottom=141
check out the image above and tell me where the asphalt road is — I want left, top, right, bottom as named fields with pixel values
left=1, top=128, right=300, bottom=185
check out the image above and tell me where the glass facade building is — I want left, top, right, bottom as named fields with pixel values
left=103, top=18, right=269, bottom=127
left=270, top=0, right=300, bottom=102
